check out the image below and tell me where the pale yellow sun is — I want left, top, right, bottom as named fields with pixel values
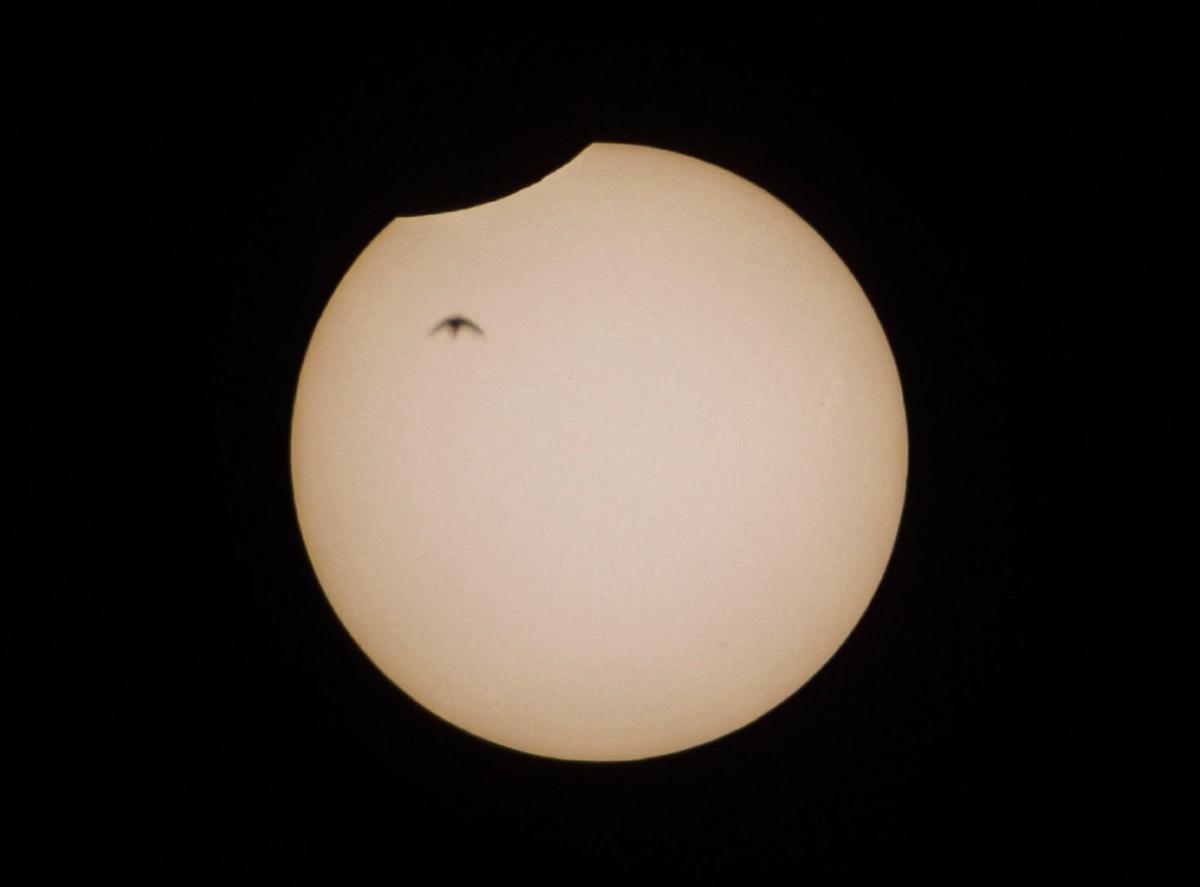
left=291, top=143, right=907, bottom=761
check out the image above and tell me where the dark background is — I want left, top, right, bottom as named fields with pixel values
left=10, top=22, right=1192, bottom=878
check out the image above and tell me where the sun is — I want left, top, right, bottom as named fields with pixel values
left=290, top=143, right=907, bottom=761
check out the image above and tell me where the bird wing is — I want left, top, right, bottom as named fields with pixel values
left=429, top=316, right=485, bottom=337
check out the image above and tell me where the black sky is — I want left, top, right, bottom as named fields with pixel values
left=9, top=23, right=1193, bottom=879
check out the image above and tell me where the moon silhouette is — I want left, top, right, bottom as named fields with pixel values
left=290, top=143, right=908, bottom=761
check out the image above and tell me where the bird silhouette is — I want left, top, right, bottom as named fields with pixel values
left=430, top=315, right=485, bottom=338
